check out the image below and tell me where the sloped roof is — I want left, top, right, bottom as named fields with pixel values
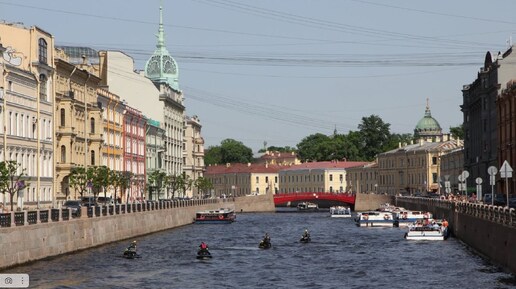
left=205, top=163, right=283, bottom=175
left=280, top=161, right=368, bottom=171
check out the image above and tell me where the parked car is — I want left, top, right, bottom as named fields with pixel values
left=63, top=200, right=82, bottom=217
left=81, top=196, right=96, bottom=206
left=483, top=194, right=507, bottom=206
left=97, top=196, right=114, bottom=205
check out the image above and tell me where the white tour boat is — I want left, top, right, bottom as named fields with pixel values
left=297, top=202, right=319, bottom=211
left=329, top=206, right=352, bottom=218
left=355, top=211, right=395, bottom=227
left=404, top=223, right=448, bottom=241
left=393, top=210, right=433, bottom=227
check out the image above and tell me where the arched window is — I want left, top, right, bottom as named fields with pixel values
left=38, top=38, right=47, bottom=64
left=60, top=145, right=66, bottom=163
left=90, top=150, right=95, bottom=165
left=39, top=74, right=47, bottom=101
left=60, top=108, right=65, bottom=127
left=90, top=117, right=95, bottom=134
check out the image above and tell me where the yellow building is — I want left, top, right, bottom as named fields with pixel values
left=183, top=115, right=205, bottom=199
left=377, top=136, right=463, bottom=196
left=345, top=162, right=378, bottom=194
left=54, top=50, right=102, bottom=201
left=205, top=163, right=281, bottom=197
left=97, top=88, right=124, bottom=172
left=278, top=161, right=367, bottom=194
left=0, top=22, right=55, bottom=209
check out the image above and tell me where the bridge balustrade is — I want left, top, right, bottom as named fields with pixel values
left=27, top=211, right=37, bottom=225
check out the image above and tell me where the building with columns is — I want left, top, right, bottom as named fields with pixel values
left=183, top=115, right=205, bottom=199
left=54, top=49, right=103, bottom=202
left=0, top=22, right=55, bottom=209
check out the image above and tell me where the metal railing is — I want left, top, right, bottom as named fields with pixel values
left=0, top=198, right=233, bottom=228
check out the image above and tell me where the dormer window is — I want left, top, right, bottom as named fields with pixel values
left=38, top=38, right=48, bottom=64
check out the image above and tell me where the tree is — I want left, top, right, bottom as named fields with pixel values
left=69, top=167, right=89, bottom=199
left=205, top=139, right=253, bottom=165
left=194, top=177, right=214, bottom=199
left=88, top=166, right=111, bottom=200
left=148, top=170, right=166, bottom=200
left=258, top=146, right=296, bottom=153
left=386, top=133, right=414, bottom=151
left=450, top=124, right=464, bottom=140
left=0, top=161, right=27, bottom=211
left=358, top=115, right=392, bottom=161
left=204, top=146, right=223, bottom=166
left=297, top=133, right=332, bottom=162
left=180, top=173, right=193, bottom=199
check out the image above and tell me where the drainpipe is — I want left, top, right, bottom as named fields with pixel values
left=84, top=73, right=90, bottom=169
left=2, top=68, right=7, bottom=207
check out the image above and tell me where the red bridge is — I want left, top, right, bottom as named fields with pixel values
left=273, top=192, right=355, bottom=206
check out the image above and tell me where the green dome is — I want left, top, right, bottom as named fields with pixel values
left=144, top=6, right=180, bottom=91
left=414, top=101, right=442, bottom=137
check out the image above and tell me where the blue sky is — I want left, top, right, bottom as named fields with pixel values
left=2, top=0, right=515, bottom=152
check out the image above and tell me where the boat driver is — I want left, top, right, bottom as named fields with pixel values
left=199, top=242, right=209, bottom=251
left=126, top=240, right=137, bottom=252
left=303, top=229, right=310, bottom=238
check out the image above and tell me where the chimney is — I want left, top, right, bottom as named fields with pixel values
left=226, top=163, right=231, bottom=168
left=398, top=142, right=401, bottom=148
left=265, top=163, right=269, bottom=168
left=247, top=163, right=251, bottom=167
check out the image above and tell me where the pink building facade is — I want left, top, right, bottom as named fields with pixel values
left=123, top=106, right=146, bottom=202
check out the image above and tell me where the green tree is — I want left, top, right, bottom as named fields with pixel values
left=68, top=167, right=89, bottom=199
left=0, top=161, right=27, bottom=211
left=148, top=170, right=166, bottom=200
left=450, top=124, right=464, bottom=140
left=194, top=177, right=214, bottom=199
left=386, top=133, right=414, bottom=151
left=358, top=115, right=392, bottom=161
left=297, top=133, right=332, bottom=162
left=88, top=166, right=111, bottom=200
left=258, top=146, right=296, bottom=153
left=205, top=139, right=253, bottom=165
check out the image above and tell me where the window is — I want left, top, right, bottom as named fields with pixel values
left=39, top=74, right=47, bottom=101
left=432, top=157, right=437, bottom=165
left=60, top=109, right=65, bottom=127
left=256, top=176, right=259, bottom=183
left=90, top=118, right=95, bottom=134
left=91, top=150, right=95, bottom=165
left=60, top=145, right=66, bottom=163
left=38, top=38, right=48, bottom=64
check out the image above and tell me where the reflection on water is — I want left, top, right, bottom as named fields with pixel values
left=4, top=210, right=516, bottom=289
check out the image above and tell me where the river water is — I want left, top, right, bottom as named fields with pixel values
left=5, top=209, right=516, bottom=289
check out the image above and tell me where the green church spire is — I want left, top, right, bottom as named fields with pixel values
left=144, top=3, right=180, bottom=91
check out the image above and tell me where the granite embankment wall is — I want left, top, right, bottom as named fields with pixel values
left=396, top=197, right=516, bottom=274
left=0, top=199, right=234, bottom=270
left=354, top=193, right=394, bottom=211
left=234, top=192, right=276, bottom=213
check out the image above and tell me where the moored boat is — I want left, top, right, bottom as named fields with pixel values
left=297, top=202, right=319, bottom=211
left=404, top=222, right=448, bottom=241
left=194, top=208, right=236, bottom=224
left=330, top=206, right=352, bottom=218
left=393, top=210, right=433, bottom=227
left=355, top=211, right=395, bottom=227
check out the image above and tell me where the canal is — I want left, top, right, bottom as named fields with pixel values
left=6, top=209, right=516, bottom=288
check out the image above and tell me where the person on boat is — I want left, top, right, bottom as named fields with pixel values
left=199, top=242, right=209, bottom=251
left=302, top=229, right=310, bottom=239
left=442, top=219, right=449, bottom=228
left=263, top=233, right=271, bottom=244
left=125, top=240, right=137, bottom=254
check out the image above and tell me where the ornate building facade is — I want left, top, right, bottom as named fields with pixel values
left=0, top=23, right=55, bottom=209
left=144, top=6, right=185, bottom=177
left=123, top=106, right=146, bottom=202
left=54, top=51, right=102, bottom=201
left=183, top=115, right=205, bottom=198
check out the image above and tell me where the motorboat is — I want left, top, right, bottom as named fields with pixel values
left=196, top=249, right=212, bottom=259
left=259, top=238, right=272, bottom=249
left=194, top=208, right=236, bottom=224
left=404, top=222, right=448, bottom=241
left=300, top=235, right=311, bottom=243
left=393, top=210, right=433, bottom=227
left=123, top=250, right=139, bottom=259
left=329, top=206, right=352, bottom=218
left=297, top=202, right=319, bottom=211
left=355, top=211, right=395, bottom=227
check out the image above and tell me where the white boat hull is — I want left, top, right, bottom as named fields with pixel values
left=357, top=220, right=395, bottom=227
left=331, top=214, right=352, bottom=218
left=405, top=232, right=444, bottom=241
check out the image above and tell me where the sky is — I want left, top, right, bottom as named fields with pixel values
left=2, top=0, right=516, bottom=152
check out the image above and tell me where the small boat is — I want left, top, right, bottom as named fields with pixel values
left=123, top=250, right=139, bottom=259
left=194, top=208, right=236, bottom=224
left=404, top=223, right=448, bottom=241
left=297, top=202, right=318, bottom=211
left=355, top=211, right=395, bottom=227
left=299, top=235, right=311, bottom=243
left=259, top=239, right=272, bottom=249
left=196, top=249, right=212, bottom=259
left=329, top=206, right=352, bottom=218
